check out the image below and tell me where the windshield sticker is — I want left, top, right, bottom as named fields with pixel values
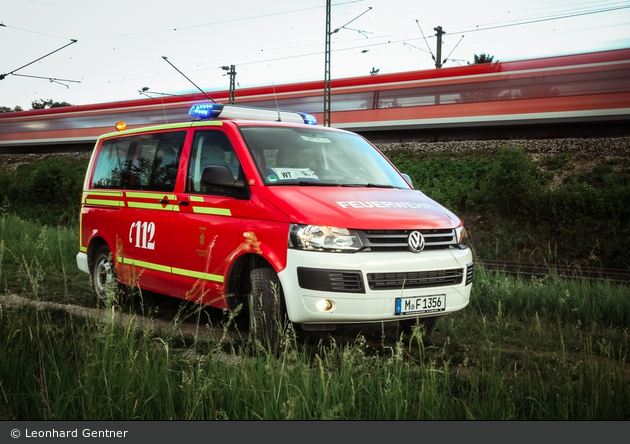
left=269, top=168, right=319, bottom=180
left=336, top=201, right=436, bottom=210
left=300, top=135, right=331, bottom=143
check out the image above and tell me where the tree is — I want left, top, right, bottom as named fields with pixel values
left=30, top=99, right=73, bottom=110
left=473, top=53, right=498, bottom=64
left=0, top=106, right=24, bottom=113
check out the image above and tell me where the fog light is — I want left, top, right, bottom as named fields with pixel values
left=316, top=299, right=334, bottom=312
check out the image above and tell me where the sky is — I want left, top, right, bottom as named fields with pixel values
left=2, top=0, right=630, bottom=110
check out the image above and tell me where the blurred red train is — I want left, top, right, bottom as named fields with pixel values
left=1, top=48, right=629, bottom=151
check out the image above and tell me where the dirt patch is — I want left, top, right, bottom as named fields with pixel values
left=0, top=293, right=226, bottom=341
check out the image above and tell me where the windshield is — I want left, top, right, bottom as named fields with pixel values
left=239, top=126, right=410, bottom=189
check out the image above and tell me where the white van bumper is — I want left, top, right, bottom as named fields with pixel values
left=279, top=248, right=473, bottom=325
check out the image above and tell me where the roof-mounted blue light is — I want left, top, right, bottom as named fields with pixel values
left=189, top=103, right=224, bottom=119
left=188, top=103, right=317, bottom=125
left=298, top=112, right=318, bottom=125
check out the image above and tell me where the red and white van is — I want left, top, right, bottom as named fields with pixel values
left=76, top=104, right=473, bottom=344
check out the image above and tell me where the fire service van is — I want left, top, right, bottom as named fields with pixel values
left=76, top=103, right=473, bottom=344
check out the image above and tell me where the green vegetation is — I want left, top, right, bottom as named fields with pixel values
left=1, top=146, right=629, bottom=267
left=388, top=146, right=630, bottom=268
left=1, top=215, right=629, bottom=420
left=0, top=214, right=90, bottom=302
left=0, top=266, right=628, bottom=419
left=0, top=155, right=89, bottom=226
left=0, top=146, right=629, bottom=420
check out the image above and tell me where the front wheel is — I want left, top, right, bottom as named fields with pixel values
left=248, top=267, right=287, bottom=349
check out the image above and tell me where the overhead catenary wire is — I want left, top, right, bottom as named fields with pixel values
left=3, top=1, right=629, bottom=107
left=182, top=3, right=630, bottom=73
left=0, top=39, right=78, bottom=81
left=161, top=56, right=215, bottom=102
left=450, top=3, right=630, bottom=35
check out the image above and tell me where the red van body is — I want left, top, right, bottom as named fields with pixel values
left=77, top=105, right=473, bottom=342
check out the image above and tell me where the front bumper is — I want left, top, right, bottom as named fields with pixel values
left=278, top=248, right=473, bottom=325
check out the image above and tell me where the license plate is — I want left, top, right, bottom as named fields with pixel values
left=395, top=295, right=446, bottom=315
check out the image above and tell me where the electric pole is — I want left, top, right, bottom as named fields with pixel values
left=324, top=1, right=371, bottom=127
left=221, top=65, right=237, bottom=104
left=434, top=26, right=445, bottom=69
left=324, top=0, right=332, bottom=127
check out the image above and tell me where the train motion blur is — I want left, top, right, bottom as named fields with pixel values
left=1, top=48, right=629, bottom=152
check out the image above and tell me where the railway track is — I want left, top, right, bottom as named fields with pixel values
left=477, top=260, right=630, bottom=284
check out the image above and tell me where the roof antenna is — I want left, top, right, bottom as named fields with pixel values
left=268, top=64, right=281, bottom=121
left=162, top=56, right=215, bottom=102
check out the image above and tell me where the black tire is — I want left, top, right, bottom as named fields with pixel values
left=248, top=267, right=287, bottom=348
left=400, top=316, right=438, bottom=336
left=90, top=245, right=121, bottom=304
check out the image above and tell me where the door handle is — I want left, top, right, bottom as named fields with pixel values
left=178, top=201, right=190, bottom=206
left=159, top=199, right=169, bottom=205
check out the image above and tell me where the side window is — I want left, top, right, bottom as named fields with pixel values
left=92, top=139, right=132, bottom=189
left=187, top=130, right=241, bottom=195
left=127, top=131, right=186, bottom=192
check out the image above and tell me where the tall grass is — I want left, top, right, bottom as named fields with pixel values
left=1, top=264, right=628, bottom=419
left=0, top=214, right=89, bottom=303
left=0, top=300, right=628, bottom=420
left=1, top=207, right=629, bottom=420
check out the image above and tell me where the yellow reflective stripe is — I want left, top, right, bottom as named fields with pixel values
left=126, top=192, right=176, bottom=200
left=118, top=257, right=171, bottom=273
left=80, top=246, right=87, bottom=253
left=192, top=207, right=232, bottom=216
left=118, top=257, right=224, bottom=283
left=85, top=190, right=123, bottom=197
left=127, top=202, right=176, bottom=211
left=99, top=122, right=195, bottom=138
left=189, top=196, right=205, bottom=202
left=191, top=121, right=223, bottom=127
left=172, top=267, right=224, bottom=283
left=86, top=198, right=125, bottom=207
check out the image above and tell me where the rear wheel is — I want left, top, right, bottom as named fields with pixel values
left=248, top=267, right=287, bottom=349
left=90, top=245, right=123, bottom=305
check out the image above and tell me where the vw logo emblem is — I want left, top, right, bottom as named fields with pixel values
left=408, top=231, right=425, bottom=253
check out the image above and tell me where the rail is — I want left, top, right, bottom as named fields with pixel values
left=477, top=260, right=630, bottom=284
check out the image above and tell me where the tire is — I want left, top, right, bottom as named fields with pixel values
left=248, top=267, right=287, bottom=349
left=90, top=245, right=121, bottom=304
left=400, top=316, right=438, bottom=337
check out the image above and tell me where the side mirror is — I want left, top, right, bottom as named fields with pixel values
left=200, top=165, right=244, bottom=189
left=401, top=173, right=414, bottom=189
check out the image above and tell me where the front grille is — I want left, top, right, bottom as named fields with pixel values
left=357, top=229, right=457, bottom=252
left=367, top=268, right=464, bottom=290
left=297, top=267, right=365, bottom=293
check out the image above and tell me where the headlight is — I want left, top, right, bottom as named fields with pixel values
left=289, top=224, right=363, bottom=252
left=455, top=225, right=469, bottom=248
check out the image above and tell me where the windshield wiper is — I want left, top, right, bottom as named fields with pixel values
left=341, top=183, right=397, bottom=189
left=298, top=181, right=336, bottom=186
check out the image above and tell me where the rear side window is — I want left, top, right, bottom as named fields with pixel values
left=91, top=131, right=186, bottom=191
left=92, top=139, right=131, bottom=189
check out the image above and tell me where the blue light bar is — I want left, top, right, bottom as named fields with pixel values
left=189, top=103, right=224, bottom=119
left=189, top=103, right=317, bottom=125
left=298, top=112, right=318, bottom=125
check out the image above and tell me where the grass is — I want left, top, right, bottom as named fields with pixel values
left=0, top=216, right=628, bottom=420
left=0, top=214, right=91, bottom=303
